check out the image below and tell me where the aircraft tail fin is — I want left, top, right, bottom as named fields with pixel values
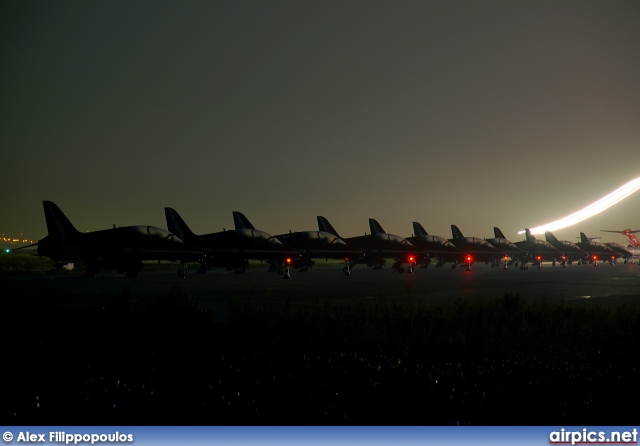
left=451, top=225, right=464, bottom=239
left=624, top=229, right=640, bottom=247
left=601, top=229, right=640, bottom=247
left=493, top=227, right=506, bottom=239
left=580, top=232, right=590, bottom=244
left=164, top=208, right=197, bottom=242
left=233, top=211, right=256, bottom=230
left=369, top=219, right=386, bottom=235
left=43, top=201, right=80, bottom=237
left=525, top=229, right=537, bottom=241
left=545, top=231, right=559, bottom=244
left=317, top=216, right=340, bottom=238
left=413, top=222, right=429, bottom=237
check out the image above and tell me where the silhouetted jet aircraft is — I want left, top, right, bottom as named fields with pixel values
left=165, top=208, right=299, bottom=276
left=576, top=232, right=622, bottom=265
left=272, top=227, right=363, bottom=275
left=406, top=222, right=463, bottom=268
left=487, top=227, right=527, bottom=268
left=543, top=231, right=588, bottom=266
left=448, top=225, right=503, bottom=270
left=317, top=216, right=419, bottom=273
left=513, top=229, right=563, bottom=268
left=13, top=201, right=203, bottom=278
left=603, top=242, right=634, bottom=262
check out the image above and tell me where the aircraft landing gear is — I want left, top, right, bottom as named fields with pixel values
left=82, top=262, right=98, bottom=278
left=393, top=261, right=409, bottom=273
left=343, top=259, right=351, bottom=275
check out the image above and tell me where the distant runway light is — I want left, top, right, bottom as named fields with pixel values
left=518, top=176, right=640, bottom=235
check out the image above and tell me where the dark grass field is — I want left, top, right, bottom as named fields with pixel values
left=2, top=280, right=640, bottom=425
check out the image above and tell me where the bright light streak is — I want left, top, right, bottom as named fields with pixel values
left=518, top=176, right=640, bottom=235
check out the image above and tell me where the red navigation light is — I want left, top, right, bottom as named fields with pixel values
left=536, top=255, right=542, bottom=261
left=593, top=255, right=598, bottom=260
left=611, top=255, right=615, bottom=259
left=409, top=255, right=414, bottom=262
left=345, top=257, right=349, bottom=261
left=466, top=255, right=473, bottom=263
left=286, top=257, right=291, bottom=264
left=503, top=256, right=508, bottom=261
left=562, top=255, right=566, bottom=260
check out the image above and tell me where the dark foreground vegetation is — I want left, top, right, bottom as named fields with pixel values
left=1, top=283, right=640, bottom=425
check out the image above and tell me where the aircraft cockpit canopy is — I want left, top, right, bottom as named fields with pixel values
left=129, top=226, right=187, bottom=244
left=237, top=229, right=284, bottom=245
left=468, top=237, right=492, bottom=247
left=379, top=233, right=413, bottom=245
left=302, top=231, right=348, bottom=245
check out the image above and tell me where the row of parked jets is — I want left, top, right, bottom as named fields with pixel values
left=12, top=201, right=640, bottom=278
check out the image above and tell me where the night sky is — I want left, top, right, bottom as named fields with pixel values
left=2, top=1, right=640, bottom=246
